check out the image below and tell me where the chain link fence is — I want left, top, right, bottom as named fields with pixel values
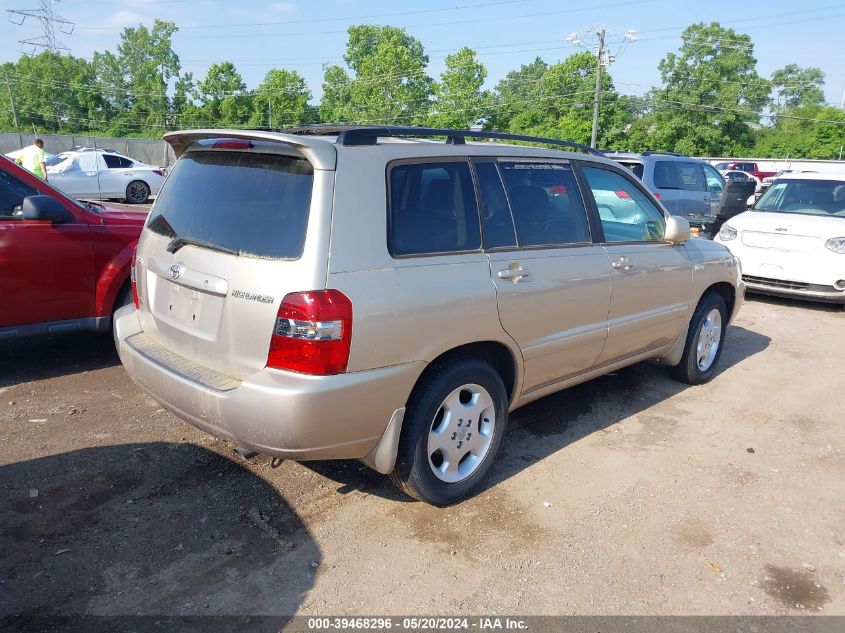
left=0, top=133, right=175, bottom=168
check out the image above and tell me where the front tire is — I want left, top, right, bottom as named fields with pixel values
left=390, top=357, right=508, bottom=505
left=669, top=291, right=727, bottom=385
left=125, top=180, right=150, bottom=204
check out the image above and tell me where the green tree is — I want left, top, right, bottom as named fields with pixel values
left=770, top=64, right=825, bottom=109
left=490, top=57, right=547, bottom=131
left=195, top=62, right=252, bottom=127
left=755, top=105, right=845, bottom=159
left=492, top=52, right=625, bottom=147
left=650, top=22, right=770, bottom=155
left=249, top=69, right=312, bottom=129
left=0, top=52, right=105, bottom=134
left=429, top=47, right=489, bottom=129
left=93, top=19, right=181, bottom=136
left=319, top=24, right=433, bottom=125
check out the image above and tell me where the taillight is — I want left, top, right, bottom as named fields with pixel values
left=652, top=192, right=661, bottom=199
left=267, top=290, right=352, bottom=375
left=130, top=245, right=140, bottom=308
left=614, top=190, right=631, bottom=199
left=152, top=169, right=164, bottom=177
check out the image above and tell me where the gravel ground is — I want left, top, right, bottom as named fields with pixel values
left=1, top=295, right=843, bottom=619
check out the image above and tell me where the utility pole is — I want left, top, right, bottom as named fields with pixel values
left=4, top=76, right=19, bottom=133
left=590, top=28, right=606, bottom=149
left=567, top=26, right=637, bottom=149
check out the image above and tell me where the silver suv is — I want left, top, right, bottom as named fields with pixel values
left=606, top=151, right=726, bottom=218
left=115, top=126, right=744, bottom=505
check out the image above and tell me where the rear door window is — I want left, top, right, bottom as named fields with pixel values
left=652, top=161, right=680, bottom=189
left=473, top=161, right=517, bottom=249
left=498, top=161, right=591, bottom=246
left=677, top=162, right=706, bottom=192
left=388, top=161, right=481, bottom=256
left=146, top=150, right=314, bottom=259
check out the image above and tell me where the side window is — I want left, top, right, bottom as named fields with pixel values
left=652, top=161, right=679, bottom=189
left=702, top=164, right=724, bottom=196
left=581, top=165, right=666, bottom=243
left=118, top=156, right=133, bottom=168
left=0, top=169, right=38, bottom=218
left=498, top=161, right=591, bottom=247
left=102, top=154, right=121, bottom=169
left=388, top=161, right=481, bottom=257
left=474, top=161, right=517, bottom=249
left=677, top=162, right=706, bottom=192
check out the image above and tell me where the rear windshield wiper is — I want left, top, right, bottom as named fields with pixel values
left=166, top=236, right=240, bottom=256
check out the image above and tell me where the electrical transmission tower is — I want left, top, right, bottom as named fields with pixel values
left=7, top=0, right=75, bottom=55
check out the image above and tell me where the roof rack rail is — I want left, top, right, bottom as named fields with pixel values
left=282, top=125, right=605, bottom=156
left=641, top=150, right=687, bottom=157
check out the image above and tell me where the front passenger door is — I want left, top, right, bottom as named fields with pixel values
left=579, top=164, right=693, bottom=366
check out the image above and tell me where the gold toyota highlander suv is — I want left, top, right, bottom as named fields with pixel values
left=114, top=126, right=744, bottom=505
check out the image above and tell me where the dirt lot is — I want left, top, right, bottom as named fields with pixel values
left=1, top=295, right=843, bottom=620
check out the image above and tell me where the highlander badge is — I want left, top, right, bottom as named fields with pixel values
left=169, top=264, right=182, bottom=280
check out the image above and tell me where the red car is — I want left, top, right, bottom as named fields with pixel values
left=0, top=155, right=147, bottom=339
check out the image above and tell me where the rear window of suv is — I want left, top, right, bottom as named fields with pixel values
left=146, top=150, right=313, bottom=259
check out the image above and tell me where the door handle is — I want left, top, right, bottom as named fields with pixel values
left=498, top=266, right=530, bottom=282
left=611, top=256, right=633, bottom=272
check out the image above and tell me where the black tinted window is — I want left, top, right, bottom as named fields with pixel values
left=0, top=168, right=38, bottom=216
left=474, top=162, right=516, bottom=249
left=499, top=162, right=591, bottom=246
left=619, top=161, right=644, bottom=179
left=102, top=154, right=121, bottom=169
left=677, top=162, right=706, bottom=191
left=389, top=161, right=481, bottom=256
left=653, top=161, right=679, bottom=189
left=147, top=151, right=313, bottom=259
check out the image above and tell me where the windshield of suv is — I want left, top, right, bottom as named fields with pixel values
left=146, top=150, right=313, bottom=259
left=754, top=179, right=845, bottom=218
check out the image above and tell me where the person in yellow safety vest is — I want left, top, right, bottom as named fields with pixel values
left=16, top=139, right=48, bottom=182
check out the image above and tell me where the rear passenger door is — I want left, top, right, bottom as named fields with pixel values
left=677, top=161, right=708, bottom=215
left=476, top=159, right=611, bottom=392
left=650, top=160, right=684, bottom=215
left=578, top=163, right=692, bottom=365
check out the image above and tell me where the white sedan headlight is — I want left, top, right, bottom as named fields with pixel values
left=718, top=224, right=737, bottom=241
left=825, top=237, right=845, bottom=254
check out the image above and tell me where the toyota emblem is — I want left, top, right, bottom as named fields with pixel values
left=169, top=264, right=182, bottom=280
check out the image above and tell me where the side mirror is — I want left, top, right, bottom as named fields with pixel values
left=21, top=195, right=75, bottom=224
left=664, top=215, right=691, bottom=243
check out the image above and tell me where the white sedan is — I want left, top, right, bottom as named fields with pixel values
left=46, top=148, right=165, bottom=204
left=714, top=172, right=845, bottom=305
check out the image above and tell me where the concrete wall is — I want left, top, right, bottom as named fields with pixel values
left=0, top=133, right=175, bottom=168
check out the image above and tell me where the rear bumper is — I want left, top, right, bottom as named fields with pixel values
left=114, top=306, right=424, bottom=460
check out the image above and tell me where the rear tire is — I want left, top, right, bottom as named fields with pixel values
left=125, top=180, right=150, bottom=204
left=390, top=357, right=508, bottom=505
left=668, top=291, right=727, bottom=385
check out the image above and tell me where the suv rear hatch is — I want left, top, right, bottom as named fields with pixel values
left=133, top=135, right=336, bottom=380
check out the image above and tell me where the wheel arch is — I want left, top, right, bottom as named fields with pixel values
left=704, top=281, right=736, bottom=320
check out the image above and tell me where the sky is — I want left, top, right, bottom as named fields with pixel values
left=1, top=0, right=844, bottom=107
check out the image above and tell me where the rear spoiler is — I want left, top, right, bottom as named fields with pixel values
left=163, top=129, right=337, bottom=170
